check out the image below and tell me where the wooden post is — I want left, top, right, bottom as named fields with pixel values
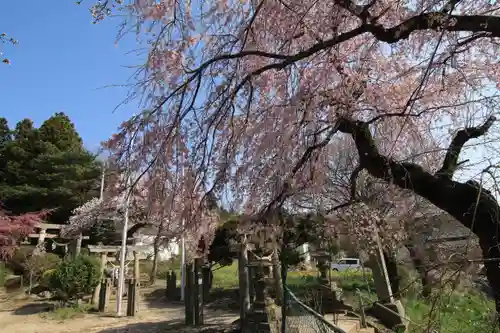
left=166, top=271, right=176, bottom=300
left=92, top=252, right=108, bottom=305
left=126, top=278, right=137, bottom=316
left=194, top=258, right=204, bottom=325
left=166, top=271, right=171, bottom=298
left=202, top=265, right=211, bottom=302
left=239, top=240, right=250, bottom=328
left=248, top=266, right=255, bottom=307
left=98, top=279, right=110, bottom=312
left=172, top=271, right=177, bottom=300
left=184, top=263, right=194, bottom=326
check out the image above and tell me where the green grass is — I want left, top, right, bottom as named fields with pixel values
left=139, top=257, right=182, bottom=280
left=212, top=263, right=498, bottom=333
left=212, top=264, right=238, bottom=289
left=142, top=260, right=498, bottom=332
left=403, top=292, right=499, bottom=333
left=211, top=263, right=373, bottom=288
left=40, top=303, right=95, bottom=321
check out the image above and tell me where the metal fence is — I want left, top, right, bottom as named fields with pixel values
left=273, top=285, right=346, bottom=333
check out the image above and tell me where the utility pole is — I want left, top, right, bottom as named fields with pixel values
left=181, top=226, right=186, bottom=301
left=116, top=120, right=136, bottom=316
left=100, top=162, right=105, bottom=200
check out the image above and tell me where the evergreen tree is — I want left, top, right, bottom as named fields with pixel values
left=0, top=117, right=11, bottom=147
left=38, top=112, right=83, bottom=151
left=0, top=114, right=101, bottom=224
left=13, top=118, right=36, bottom=141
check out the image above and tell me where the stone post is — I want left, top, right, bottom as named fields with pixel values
left=248, top=258, right=272, bottom=331
left=367, top=253, right=408, bottom=331
left=92, top=252, right=107, bottom=305
left=313, top=251, right=330, bottom=286
left=37, top=228, right=47, bottom=246
left=133, top=251, right=140, bottom=311
left=75, top=233, right=82, bottom=257
left=302, top=243, right=311, bottom=269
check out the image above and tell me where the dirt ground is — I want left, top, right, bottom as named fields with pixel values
left=0, top=283, right=239, bottom=333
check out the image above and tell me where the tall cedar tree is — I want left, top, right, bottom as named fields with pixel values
left=0, top=113, right=101, bottom=225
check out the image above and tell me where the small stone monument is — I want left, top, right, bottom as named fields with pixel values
left=366, top=254, right=408, bottom=331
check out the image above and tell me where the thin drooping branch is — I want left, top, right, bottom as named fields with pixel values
left=324, top=164, right=363, bottom=214
left=435, top=116, right=496, bottom=179
left=184, top=10, right=498, bottom=99
left=265, top=124, right=340, bottom=211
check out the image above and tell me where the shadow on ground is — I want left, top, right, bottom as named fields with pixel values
left=142, top=288, right=173, bottom=309
left=96, top=320, right=240, bottom=333
left=204, top=288, right=240, bottom=312
left=142, top=286, right=240, bottom=313
left=12, top=302, right=55, bottom=315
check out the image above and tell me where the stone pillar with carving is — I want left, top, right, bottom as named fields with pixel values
left=247, top=257, right=273, bottom=333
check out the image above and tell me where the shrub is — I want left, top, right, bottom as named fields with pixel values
left=41, top=303, right=94, bottom=321
left=0, top=262, right=13, bottom=287
left=23, top=253, right=61, bottom=282
left=8, top=246, right=35, bottom=275
left=40, top=268, right=56, bottom=287
left=49, top=255, right=101, bottom=303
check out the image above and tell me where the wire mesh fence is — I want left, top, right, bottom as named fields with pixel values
left=267, top=285, right=346, bottom=333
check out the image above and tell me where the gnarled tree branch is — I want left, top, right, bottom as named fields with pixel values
left=436, top=116, right=496, bottom=179
left=337, top=115, right=500, bottom=314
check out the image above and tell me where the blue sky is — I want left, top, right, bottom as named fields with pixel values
left=0, top=1, right=142, bottom=152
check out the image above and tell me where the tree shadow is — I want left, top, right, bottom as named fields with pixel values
left=142, top=286, right=240, bottom=313
left=12, top=302, right=55, bottom=315
left=142, top=288, right=183, bottom=309
left=204, top=288, right=240, bottom=312
left=96, top=319, right=240, bottom=333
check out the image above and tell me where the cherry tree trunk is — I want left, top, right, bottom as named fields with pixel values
left=406, top=245, right=432, bottom=298
left=337, top=117, right=500, bottom=314
left=150, top=239, right=160, bottom=284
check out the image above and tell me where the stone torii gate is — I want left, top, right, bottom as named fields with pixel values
left=24, top=223, right=89, bottom=255
left=87, top=244, right=149, bottom=312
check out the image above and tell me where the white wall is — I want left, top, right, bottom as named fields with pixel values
left=134, top=235, right=180, bottom=261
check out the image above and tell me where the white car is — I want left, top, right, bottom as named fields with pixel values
left=331, top=258, right=362, bottom=272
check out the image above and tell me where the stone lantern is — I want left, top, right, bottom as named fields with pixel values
left=247, top=257, right=273, bottom=311
left=312, top=250, right=330, bottom=284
